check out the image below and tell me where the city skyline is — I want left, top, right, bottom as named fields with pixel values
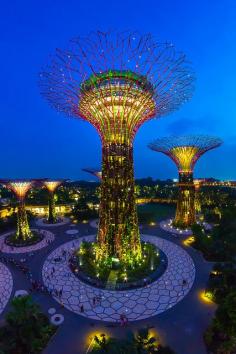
left=1, top=0, right=235, bottom=180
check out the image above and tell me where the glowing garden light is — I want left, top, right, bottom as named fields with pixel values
left=44, top=180, right=64, bottom=223
left=39, top=31, right=194, bottom=264
left=148, top=136, right=222, bottom=228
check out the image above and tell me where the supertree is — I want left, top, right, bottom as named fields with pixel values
left=193, top=179, right=204, bottom=213
left=44, top=180, right=64, bottom=223
left=82, top=168, right=102, bottom=180
left=148, top=136, right=222, bottom=228
left=1, top=180, right=34, bottom=240
left=39, top=31, right=194, bottom=263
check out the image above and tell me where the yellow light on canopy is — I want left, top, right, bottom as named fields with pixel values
left=44, top=181, right=62, bottom=192
left=8, top=182, right=33, bottom=199
left=171, top=146, right=198, bottom=173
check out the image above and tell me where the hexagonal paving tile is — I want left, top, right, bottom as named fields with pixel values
left=42, top=234, right=195, bottom=322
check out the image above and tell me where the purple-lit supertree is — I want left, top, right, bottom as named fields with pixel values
left=148, top=135, right=222, bottom=227
left=39, top=31, right=194, bottom=264
left=82, top=168, right=102, bottom=181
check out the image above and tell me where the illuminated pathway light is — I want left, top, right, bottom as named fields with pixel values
left=149, top=136, right=222, bottom=228
left=39, top=31, right=194, bottom=264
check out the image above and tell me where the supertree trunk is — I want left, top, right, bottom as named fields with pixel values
left=48, top=192, right=56, bottom=223
left=16, top=201, right=32, bottom=240
left=195, top=191, right=201, bottom=214
left=97, top=142, right=142, bottom=263
left=174, top=172, right=196, bottom=227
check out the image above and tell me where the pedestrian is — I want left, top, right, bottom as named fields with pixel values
left=120, top=314, right=124, bottom=327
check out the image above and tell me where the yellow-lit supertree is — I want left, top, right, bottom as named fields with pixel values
left=39, top=31, right=194, bottom=264
left=2, top=180, right=34, bottom=240
left=193, top=179, right=204, bottom=213
left=44, top=180, right=64, bottom=223
left=149, top=136, right=222, bottom=228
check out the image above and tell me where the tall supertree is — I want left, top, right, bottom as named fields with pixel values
left=149, top=136, right=222, bottom=228
left=82, top=168, right=102, bottom=180
left=44, top=180, right=64, bottom=223
left=1, top=180, right=34, bottom=240
left=39, top=31, right=194, bottom=263
left=194, top=179, right=204, bottom=213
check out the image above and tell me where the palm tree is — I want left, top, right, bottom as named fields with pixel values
left=133, top=328, right=158, bottom=353
left=0, top=295, right=54, bottom=354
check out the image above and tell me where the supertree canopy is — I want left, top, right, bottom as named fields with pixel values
left=2, top=180, right=34, bottom=240
left=148, top=135, right=222, bottom=227
left=82, top=168, right=102, bottom=180
left=44, top=180, right=64, bottom=223
left=39, top=31, right=194, bottom=263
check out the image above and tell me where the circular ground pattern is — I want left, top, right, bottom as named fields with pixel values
left=66, top=229, right=79, bottom=235
left=50, top=313, right=64, bottom=325
left=14, top=289, right=29, bottom=297
left=35, top=217, right=70, bottom=228
left=0, top=229, right=54, bottom=254
left=42, top=235, right=195, bottom=322
left=0, top=262, right=13, bottom=314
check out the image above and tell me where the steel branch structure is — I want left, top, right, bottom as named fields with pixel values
left=149, top=136, right=222, bottom=227
left=39, top=31, right=194, bottom=263
left=1, top=180, right=34, bottom=240
left=44, top=180, right=64, bottom=223
left=82, top=168, right=102, bottom=180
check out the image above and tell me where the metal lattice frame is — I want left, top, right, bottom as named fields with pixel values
left=148, top=135, right=222, bottom=227
left=82, top=168, right=102, bottom=180
left=39, top=31, right=195, bottom=263
left=148, top=135, right=222, bottom=172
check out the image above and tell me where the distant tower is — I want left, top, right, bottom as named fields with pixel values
left=149, top=136, right=222, bottom=228
left=39, top=31, right=194, bottom=263
left=44, top=180, right=64, bottom=223
left=82, top=168, right=102, bottom=180
left=3, top=180, right=34, bottom=240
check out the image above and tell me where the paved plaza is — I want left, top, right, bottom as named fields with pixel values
left=0, top=229, right=55, bottom=254
left=0, top=219, right=216, bottom=354
left=42, top=234, right=195, bottom=322
left=0, top=262, right=13, bottom=314
left=35, top=217, right=70, bottom=228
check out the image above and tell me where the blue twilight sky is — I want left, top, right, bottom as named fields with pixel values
left=1, top=0, right=236, bottom=181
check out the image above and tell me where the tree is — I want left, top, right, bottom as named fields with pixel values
left=0, top=296, right=55, bottom=354
left=133, top=327, right=158, bottom=353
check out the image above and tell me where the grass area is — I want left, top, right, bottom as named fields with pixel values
left=71, top=241, right=161, bottom=285
left=5, top=231, right=43, bottom=247
left=137, top=202, right=175, bottom=224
